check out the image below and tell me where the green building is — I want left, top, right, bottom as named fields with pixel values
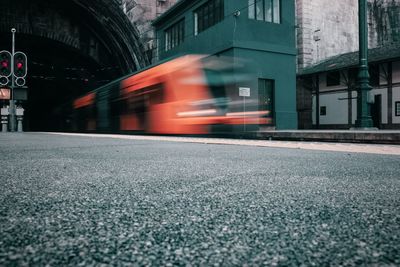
left=152, top=0, right=297, bottom=130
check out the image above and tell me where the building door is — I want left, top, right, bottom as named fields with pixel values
left=258, top=79, right=274, bottom=125
left=371, top=94, right=382, bottom=128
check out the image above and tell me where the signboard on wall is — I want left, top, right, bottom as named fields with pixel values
left=0, top=88, right=11, bottom=100
left=239, top=87, right=250, bottom=97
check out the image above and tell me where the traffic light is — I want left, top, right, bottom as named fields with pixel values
left=13, top=52, right=27, bottom=87
left=13, top=52, right=27, bottom=78
left=0, top=50, right=12, bottom=86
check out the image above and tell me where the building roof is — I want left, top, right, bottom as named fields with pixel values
left=299, top=42, right=400, bottom=76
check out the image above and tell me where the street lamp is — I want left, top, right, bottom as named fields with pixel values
left=355, top=0, right=374, bottom=128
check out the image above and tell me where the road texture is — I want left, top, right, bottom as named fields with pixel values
left=0, top=132, right=399, bottom=266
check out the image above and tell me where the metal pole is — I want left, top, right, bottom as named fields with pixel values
left=355, top=0, right=373, bottom=128
left=243, top=96, right=246, bottom=132
left=10, top=28, right=16, bottom=132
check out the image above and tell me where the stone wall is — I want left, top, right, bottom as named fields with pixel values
left=297, top=0, right=400, bottom=70
left=120, top=0, right=179, bottom=63
left=296, top=0, right=359, bottom=70
left=369, top=0, right=400, bottom=47
left=118, top=0, right=400, bottom=68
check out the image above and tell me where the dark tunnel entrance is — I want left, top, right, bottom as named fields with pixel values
left=0, top=34, right=123, bottom=131
left=0, top=0, right=148, bottom=132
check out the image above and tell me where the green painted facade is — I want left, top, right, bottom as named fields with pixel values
left=153, top=0, right=297, bottom=129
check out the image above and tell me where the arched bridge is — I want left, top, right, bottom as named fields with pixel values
left=0, top=0, right=149, bottom=130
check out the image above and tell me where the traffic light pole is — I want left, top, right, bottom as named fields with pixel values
left=10, top=28, right=16, bottom=132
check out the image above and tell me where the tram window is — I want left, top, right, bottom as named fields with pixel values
left=204, top=69, right=226, bottom=98
left=147, top=84, right=165, bottom=105
left=203, top=69, right=228, bottom=110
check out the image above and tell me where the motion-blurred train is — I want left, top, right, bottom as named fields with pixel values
left=70, top=55, right=272, bottom=134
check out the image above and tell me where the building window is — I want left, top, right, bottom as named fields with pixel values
left=369, top=64, right=380, bottom=87
left=194, top=0, right=224, bottom=35
left=248, top=0, right=280, bottom=23
left=165, top=19, right=185, bottom=51
left=320, top=106, right=327, bottom=116
left=395, top=101, right=400, bottom=116
left=326, top=71, right=341, bottom=87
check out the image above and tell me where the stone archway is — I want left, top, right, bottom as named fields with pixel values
left=0, top=0, right=149, bottom=130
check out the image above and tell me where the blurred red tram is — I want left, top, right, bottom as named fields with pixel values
left=72, top=55, right=271, bottom=134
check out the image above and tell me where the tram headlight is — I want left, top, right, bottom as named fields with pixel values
left=177, top=108, right=217, bottom=117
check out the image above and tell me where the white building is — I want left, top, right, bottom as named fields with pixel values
left=296, top=0, right=400, bottom=129
left=298, top=44, right=400, bottom=129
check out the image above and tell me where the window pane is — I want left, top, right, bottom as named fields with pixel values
left=204, top=4, right=209, bottom=29
left=165, top=32, right=169, bottom=51
left=194, top=0, right=224, bottom=35
left=396, top=102, right=400, bottom=116
left=199, top=8, right=204, bottom=32
left=327, top=71, right=341, bottom=86
left=194, top=13, right=198, bottom=35
left=181, top=21, right=185, bottom=43
left=172, top=25, right=176, bottom=48
left=215, top=4, right=220, bottom=23
left=273, top=0, right=280, bottom=23
left=256, top=0, right=263, bottom=20
left=176, top=22, right=182, bottom=45
left=248, top=0, right=255, bottom=19
left=265, top=0, right=272, bottom=22
left=219, top=0, right=224, bottom=21
left=165, top=19, right=185, bottom=51
left=320, top=106, right=327, bottom=116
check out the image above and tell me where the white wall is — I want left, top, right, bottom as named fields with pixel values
left=312, top=92, right=349, bottom=125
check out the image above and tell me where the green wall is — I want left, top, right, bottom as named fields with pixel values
left=154, top=0, right=297, bottom=129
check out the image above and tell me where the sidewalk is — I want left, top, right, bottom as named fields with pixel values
left=256, top=129, right=400, bottom=144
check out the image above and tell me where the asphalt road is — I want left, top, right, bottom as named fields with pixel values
left=0, top=133, right=399, bottom=266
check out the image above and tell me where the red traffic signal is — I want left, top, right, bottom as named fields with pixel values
left=0, top=50, right=12, bottom=77
left=13, top=52, right=27, bottom=78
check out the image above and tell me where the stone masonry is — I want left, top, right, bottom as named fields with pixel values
left=369, top=0, right=400, bottom=47
left=297, top=0, right=400, bottom=70
left=117, top=0, right=400, bottom=68
left=120, top=0, right=179, bottom=63
left=296, top=0, right=359, bottom=70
